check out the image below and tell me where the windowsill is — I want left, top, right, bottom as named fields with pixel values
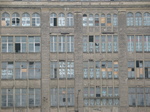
left=50, top=26, right=74, bottom=28
left=1, top=52, right=41, bottom=54
left=128, top=78, right=135, bottom=79
left=1, top=26, right=40, bottom=28
left=129, top=105, right=136, bottom=107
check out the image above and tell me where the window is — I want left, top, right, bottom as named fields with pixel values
left=1, top=36, right=40, bottom=53
left=2, top=36, right=13, bottom=52
left=83, top=87, right=119, bottom=106
left=28, top=62, right=41, bottom=79
left=128, top=61, right=135, bottom=78
left=136, top=35, right=142, bottom=52
left=83, top=14, right=87, bottom=26
left=32, top=13, right=40, bottom=26
left=15, top=62, right=27, bottom=79
left=50, top=61, right=74, bottom=79
left=113, top=14, right=118, bottom=26
left=129, top=87, right=150, bottom=107
left=1, top=61, right=41, bottom=80
left=12, top=12, right=20, bottom=26
left=29, top=89, right=41, bottom=107
left=15, top=36, right=26, bottom=52
left=58, top=13, right=65, bottom=26
left=1, top=12, right=10, bottom=26
left=22, top=13, right=30, bottom=26
left=50, top=35, right=57, bottom=52
left=127, top=12, right=134, bottom=26
left=50, top=35, right=74, bottom=53
left=50, top=13, right=57, bottom=26
left=101, top=35, right=106, bottom=52
left=2, top=89, right=13, bottom=107
left=95, top=14, right=99, bottom=26
left=107, top=14, right=111, bottom=26
left=59, top=36, right=65, bottom=52
left=83, top=61, right=118, bottom=79
left=15, top=89, right=27, bottom=107
left=145, top=61, right=150, bottom=79
left=113, top=35, right=118, bottom=52
left=135, top=12, right=142, bottom=26
left=50, top=87, right=74, bottom=107
left=1, top=62, right=14, bottom=79
left=67, top=13, right=74, bottom=26
left=101, top=14, right=105, bottom=26
left=28, top=36, right=40, bottom=52
left=128, top=60, right=150, bottom=79
left=89, top=14, right=94, bottom=26
left=1, top=88, right=41, bottom=107
left=144, top=36, right=150, bottom=52
left=127, top=35, right=134, bottom=52
left=144, top=12, right=150, bottom=26
left=107, top=35, right=112, bottom=52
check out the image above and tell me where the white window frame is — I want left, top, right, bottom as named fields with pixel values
left=22, top=13, right=30, bottom=26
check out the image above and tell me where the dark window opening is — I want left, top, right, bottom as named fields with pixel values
left=145, top=68, right=148, bottom=78
left=63, top=98, right=66, bottom=102
left=54, top=68, right=57, bottom=78
left=35, top=43, right=40, bottom=46
left=89, top=36, right=93, bottom=42
left=15, top=43, right=20, bottom=52
left=54, top=18, right=57, bottom=26
left=96, top=94, right=100, bottom=97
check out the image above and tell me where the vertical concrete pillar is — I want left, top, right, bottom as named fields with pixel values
left=118, top=10, right=128, bottom=112
left=41, top=8, right=50, bottom=112
left=74, top=12, right=84, bottom=112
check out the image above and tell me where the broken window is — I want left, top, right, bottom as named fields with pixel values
left=95, top=14, right=99, bottom=26
left=29, top=89, right=41, bottom=107
left=144, top=35, right=150, bottom=52
left=145, top=61, right=150, bottom=79
left=15, top=62, right=27, bottom=79
left=89, top=14, right=94, bottom=26
left=1, top=12, right=10, bottom=26
left=12, top=12, right=20, bottom=26
left=50, top=13, right=57, bottom=26
left=58, top=13, right=65, bottom=26
left=127, top=12, right=134, bottom=26
left=127, top=35, right=134, bottom=52
left=15, top=36, right=26, bottom=53
left=83, top=14, right=87, bottom=26
left=28, top=36, right=40, bottom=52
left=89, top=36, right=94, bottom=52
left=32, top=13, right=40, bottom=26
left=114, top=61, right=118, bottom=79
left=22, top=13, right=30, bottom=26
left=95, top=35, right=100, bottom=52
left=1, top=62, right=14, bottom=79
left=107, top=14, right=111, bottom=26
left=28, top=62, right=41, bottom=79
left=128, top=61, right=135, bottom=78
left=136, top=61, right=144, bottom=78
left=101, top=14, right=106, bottom=26
left=67, top=13, right=74, bottom=26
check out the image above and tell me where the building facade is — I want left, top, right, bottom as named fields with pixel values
left=0, top=0, right=150, bottom=112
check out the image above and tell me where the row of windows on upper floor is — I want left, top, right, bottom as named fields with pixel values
left=1, top=35, right=150, bottom=53
left=2, top=12, right=150, bottom=27
left=2, top=60, right=150, bottom=80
